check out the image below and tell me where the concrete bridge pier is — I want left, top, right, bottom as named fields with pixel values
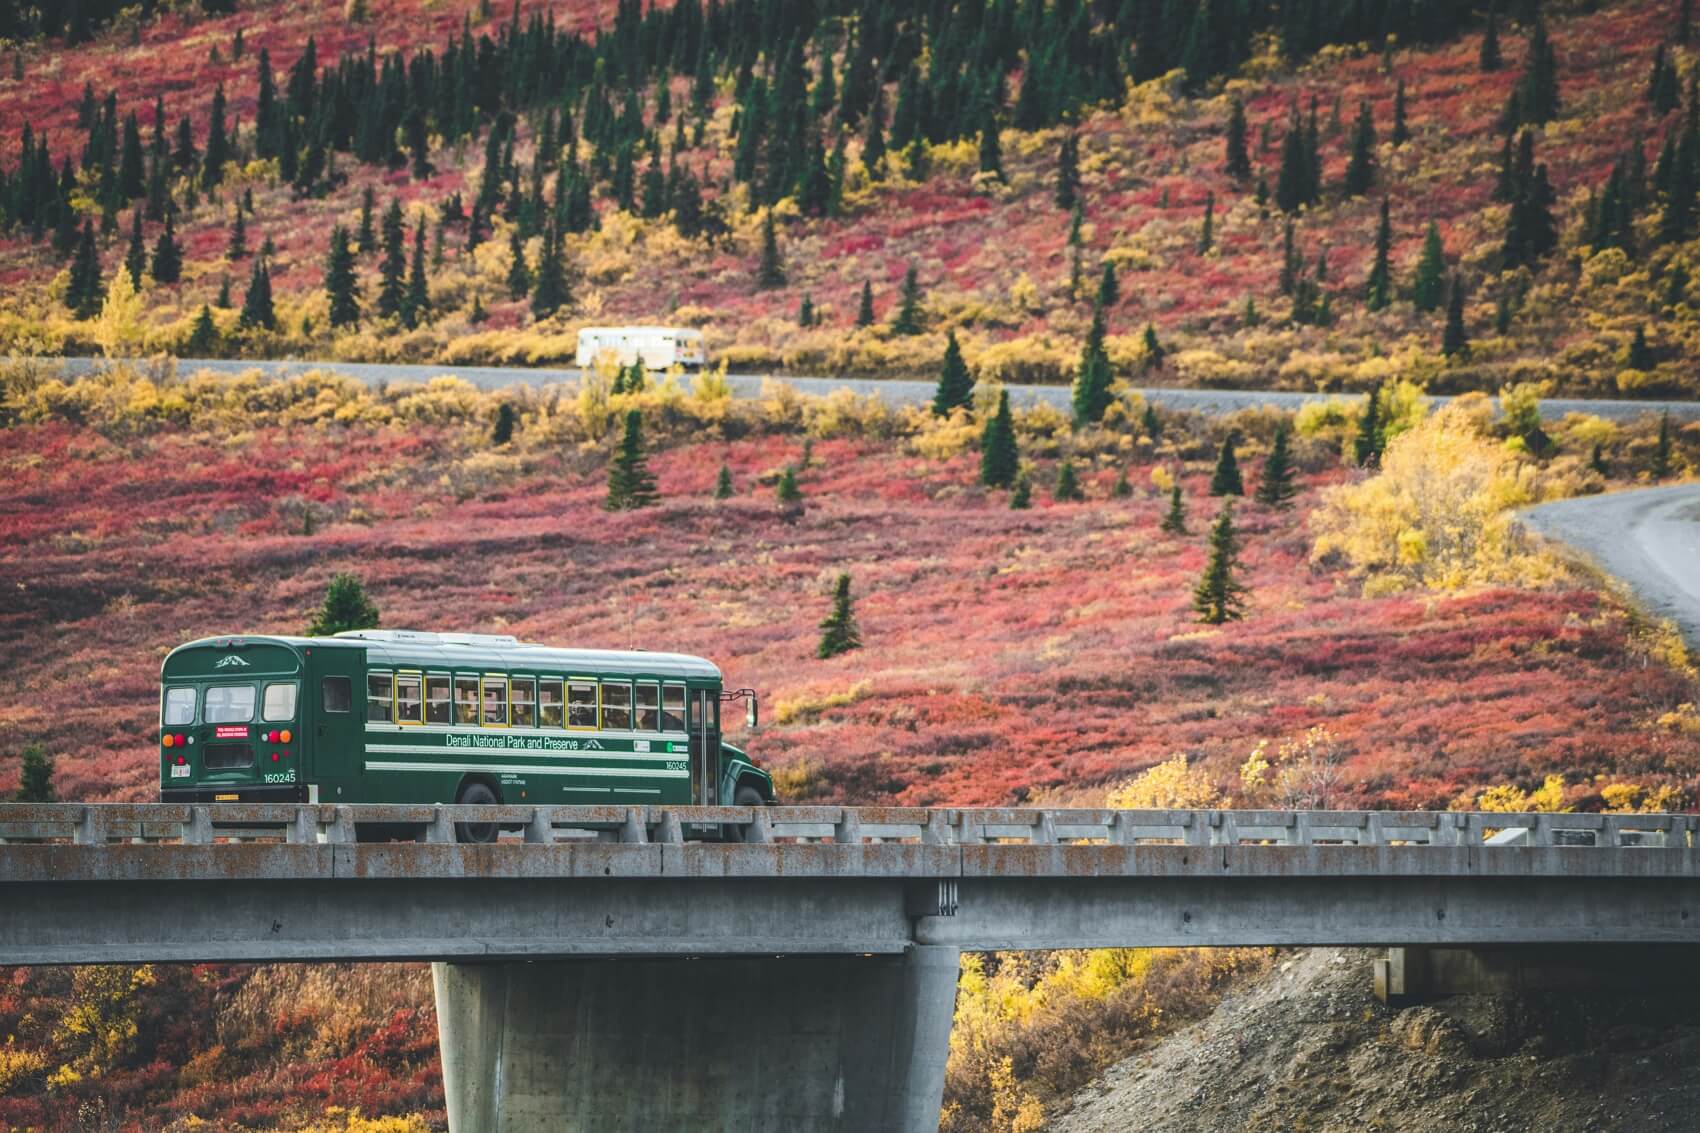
left=433, top=945, right=962, bottom=1133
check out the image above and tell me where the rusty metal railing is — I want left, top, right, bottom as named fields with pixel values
left=0, top=804, right=1691, bottom=848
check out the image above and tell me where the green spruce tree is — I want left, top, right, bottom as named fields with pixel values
left=14, top=744, right=55, bottom=802
left=1442, top=273, right=1470, bottom=357
left=1365, top=197, right=1393, bottom=310
left=980, top=389, right=1019, bottom=488
left=932, top=329, right=974, bottom=414
left=1009, top=468, right=1033, bottom=509
left=855, top=280, right=876, bottom=327
left=306, top=573, right=380, bottom=636
left=1255, top=423, right=1298, bottom=508
left=1054, top=458, right=1083, bottom=502
left=325, top=225, right=361, bottom=328
left=1411, top=221, right=1447, bottom=312
left=757, top=209, right=785, bottom=287
left=605, top=408, right=660, bottom=510
left=891, top=263, right=924, bottom=335
left=1353, top=383, right=1384, bottom=466
left=816, top=573, right=862, bottom=658
left=1652, top=410, right=1673, bottom=479
left=186, top=303, right=218, bottom=354
left=239, top=258, right=276, bottom=330
left=1161, top=480, right=1187, bottom=534
left=714, top=461, right=734, bottom=499
left=1072, top=304, right=1113, bottom=426
left=150, top=211, right=182, bottom=284
left=1192, top=501, right=1248, bottom=625
left=1209, top=434, right=1244, bottom=496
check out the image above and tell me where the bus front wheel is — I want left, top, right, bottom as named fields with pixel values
left=455, top=781, right=500, bottom=844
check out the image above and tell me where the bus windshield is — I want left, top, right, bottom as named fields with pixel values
left=205, top=685, right=256, bottom=723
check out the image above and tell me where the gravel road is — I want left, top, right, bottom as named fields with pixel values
left=1523, top=483, right=1700, bottom=648
left=47, top=356, right=1700, bottom=423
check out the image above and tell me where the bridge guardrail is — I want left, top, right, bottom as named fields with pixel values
left=0, top=804, right=1691, bottom=849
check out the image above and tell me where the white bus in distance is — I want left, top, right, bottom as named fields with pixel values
left=575, top=326, right=707, bottom=371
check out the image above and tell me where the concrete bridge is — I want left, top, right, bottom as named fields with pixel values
left=3, top=802, right=1697, bottom=1132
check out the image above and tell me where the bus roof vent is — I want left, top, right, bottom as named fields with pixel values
left=333, top=629, right=441, bottom=643
left=437, top=632, right=521, bottom=647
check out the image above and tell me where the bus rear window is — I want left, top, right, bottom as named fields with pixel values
left=205, top=685, right=256, bottom=723
left=163, top=687, right=195, bottom=727
left=262, top=683, right=298, bottom=721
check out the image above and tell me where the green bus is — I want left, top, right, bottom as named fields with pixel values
left=158, top=630, right=772, bottom=837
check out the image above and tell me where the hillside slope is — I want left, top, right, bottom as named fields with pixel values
left=0, top=0, right=1696, bottom=397
left=1055, top=948, right=1700, bottom=1133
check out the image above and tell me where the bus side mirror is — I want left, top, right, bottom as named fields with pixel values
left=746, top=696, right=758, bottom=730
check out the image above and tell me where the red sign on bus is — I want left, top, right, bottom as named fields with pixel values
left=214, top=725, right=249, bottom=739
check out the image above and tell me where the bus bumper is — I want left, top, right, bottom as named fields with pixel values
left=160, top=783, right=309, bottom=804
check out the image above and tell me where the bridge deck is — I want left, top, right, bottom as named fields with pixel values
left=2, top=805, right=1695, bottom=963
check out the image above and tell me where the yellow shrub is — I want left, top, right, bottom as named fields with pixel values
left=1104, top=755, right=1219, bottom=809
left=1310, top=404, right=1561, bottom=592
left=774, top=680, right=874, bottom=725
left=0, top=1039, right=48, bottom=1093
left=54, top=965, right=156, bottom=1079
left=1458, top=774, right=1570, bottom=814
left=911, top=405, right=980, bottom=459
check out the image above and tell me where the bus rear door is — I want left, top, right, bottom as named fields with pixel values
left=307, top=644, right=365, bottom=803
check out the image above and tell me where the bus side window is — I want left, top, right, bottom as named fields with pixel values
left=567, top=681, right=598, bottom=729
left=512, top=678, right=537, bottom=728
left=454, top=676, right=480, bottom=725
left=321, top=677, right=352, bottom=714
left=395, top=673, right=423, bottom=725
left=367, top=673, right=393, bottom=723
left=539, top=679, right=564, bottom=728
left=482, top=676, right=508, bottom=727
left=662, top=683, right=686, bottom=732
left=425, top=675, right=452, bottom=724
left=635, top=682, right=660, bottom=732
left=602, top=682, right=632, bottom=731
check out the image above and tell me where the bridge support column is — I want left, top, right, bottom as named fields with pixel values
left=433, top=945, right=961, bottom=1133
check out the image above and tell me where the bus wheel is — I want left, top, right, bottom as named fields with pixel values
left=455, top=781, right=500, bottom=844
left=729, top=784, right=767, bottom=842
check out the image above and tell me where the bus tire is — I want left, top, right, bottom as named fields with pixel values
left=455, top=780, right=500, bottom=844
left=729, top=783, right=767, bottom=842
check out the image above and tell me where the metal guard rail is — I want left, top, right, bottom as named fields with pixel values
left=0, top=805, right=1692, bottom=848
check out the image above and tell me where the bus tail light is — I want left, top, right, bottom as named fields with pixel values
left=280, top=729, right=292, bottom=743
left=162, top=734, right=175, bottom=748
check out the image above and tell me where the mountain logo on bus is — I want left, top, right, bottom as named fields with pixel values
left=214, top=654, right=250, bottom=668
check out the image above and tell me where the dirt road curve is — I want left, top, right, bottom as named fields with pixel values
left=1523, top=483, right=1700, bottom=648
left=49, top=356, right=1700, bottom=423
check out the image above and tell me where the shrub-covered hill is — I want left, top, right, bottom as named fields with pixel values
left=1, top=0, right=1697, bottom=397
left=2, top=362, right=1696, bottom=811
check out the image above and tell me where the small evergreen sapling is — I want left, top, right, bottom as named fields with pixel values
left=1192, top=501, right=1248, bottom=625
left=1209, top=434, right=1244, bottom=496
left=1009, top=468, right=1032, bottom=509
left=1112, top=467, right=1133, bottom=498
left=776, top=466, right=802, bottom=503
left=855, top=280, right=875, bottom=327
left=492, top=402, right=517, bottom=446
left=1161, top=481, right=1187, bottom=534
left=816, top=573, right=862, bottom=659
left=714, top=461, right=734, bottom=499
left=1653, top=410, right=1673, bottom=479
left=1255, top=423, right=1298, bottom=508
left=891, top=262, right=924, bottom=335
left=307, top=573, right=380, bottom=636
left=1054, top=459, right=1083, bottom=502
